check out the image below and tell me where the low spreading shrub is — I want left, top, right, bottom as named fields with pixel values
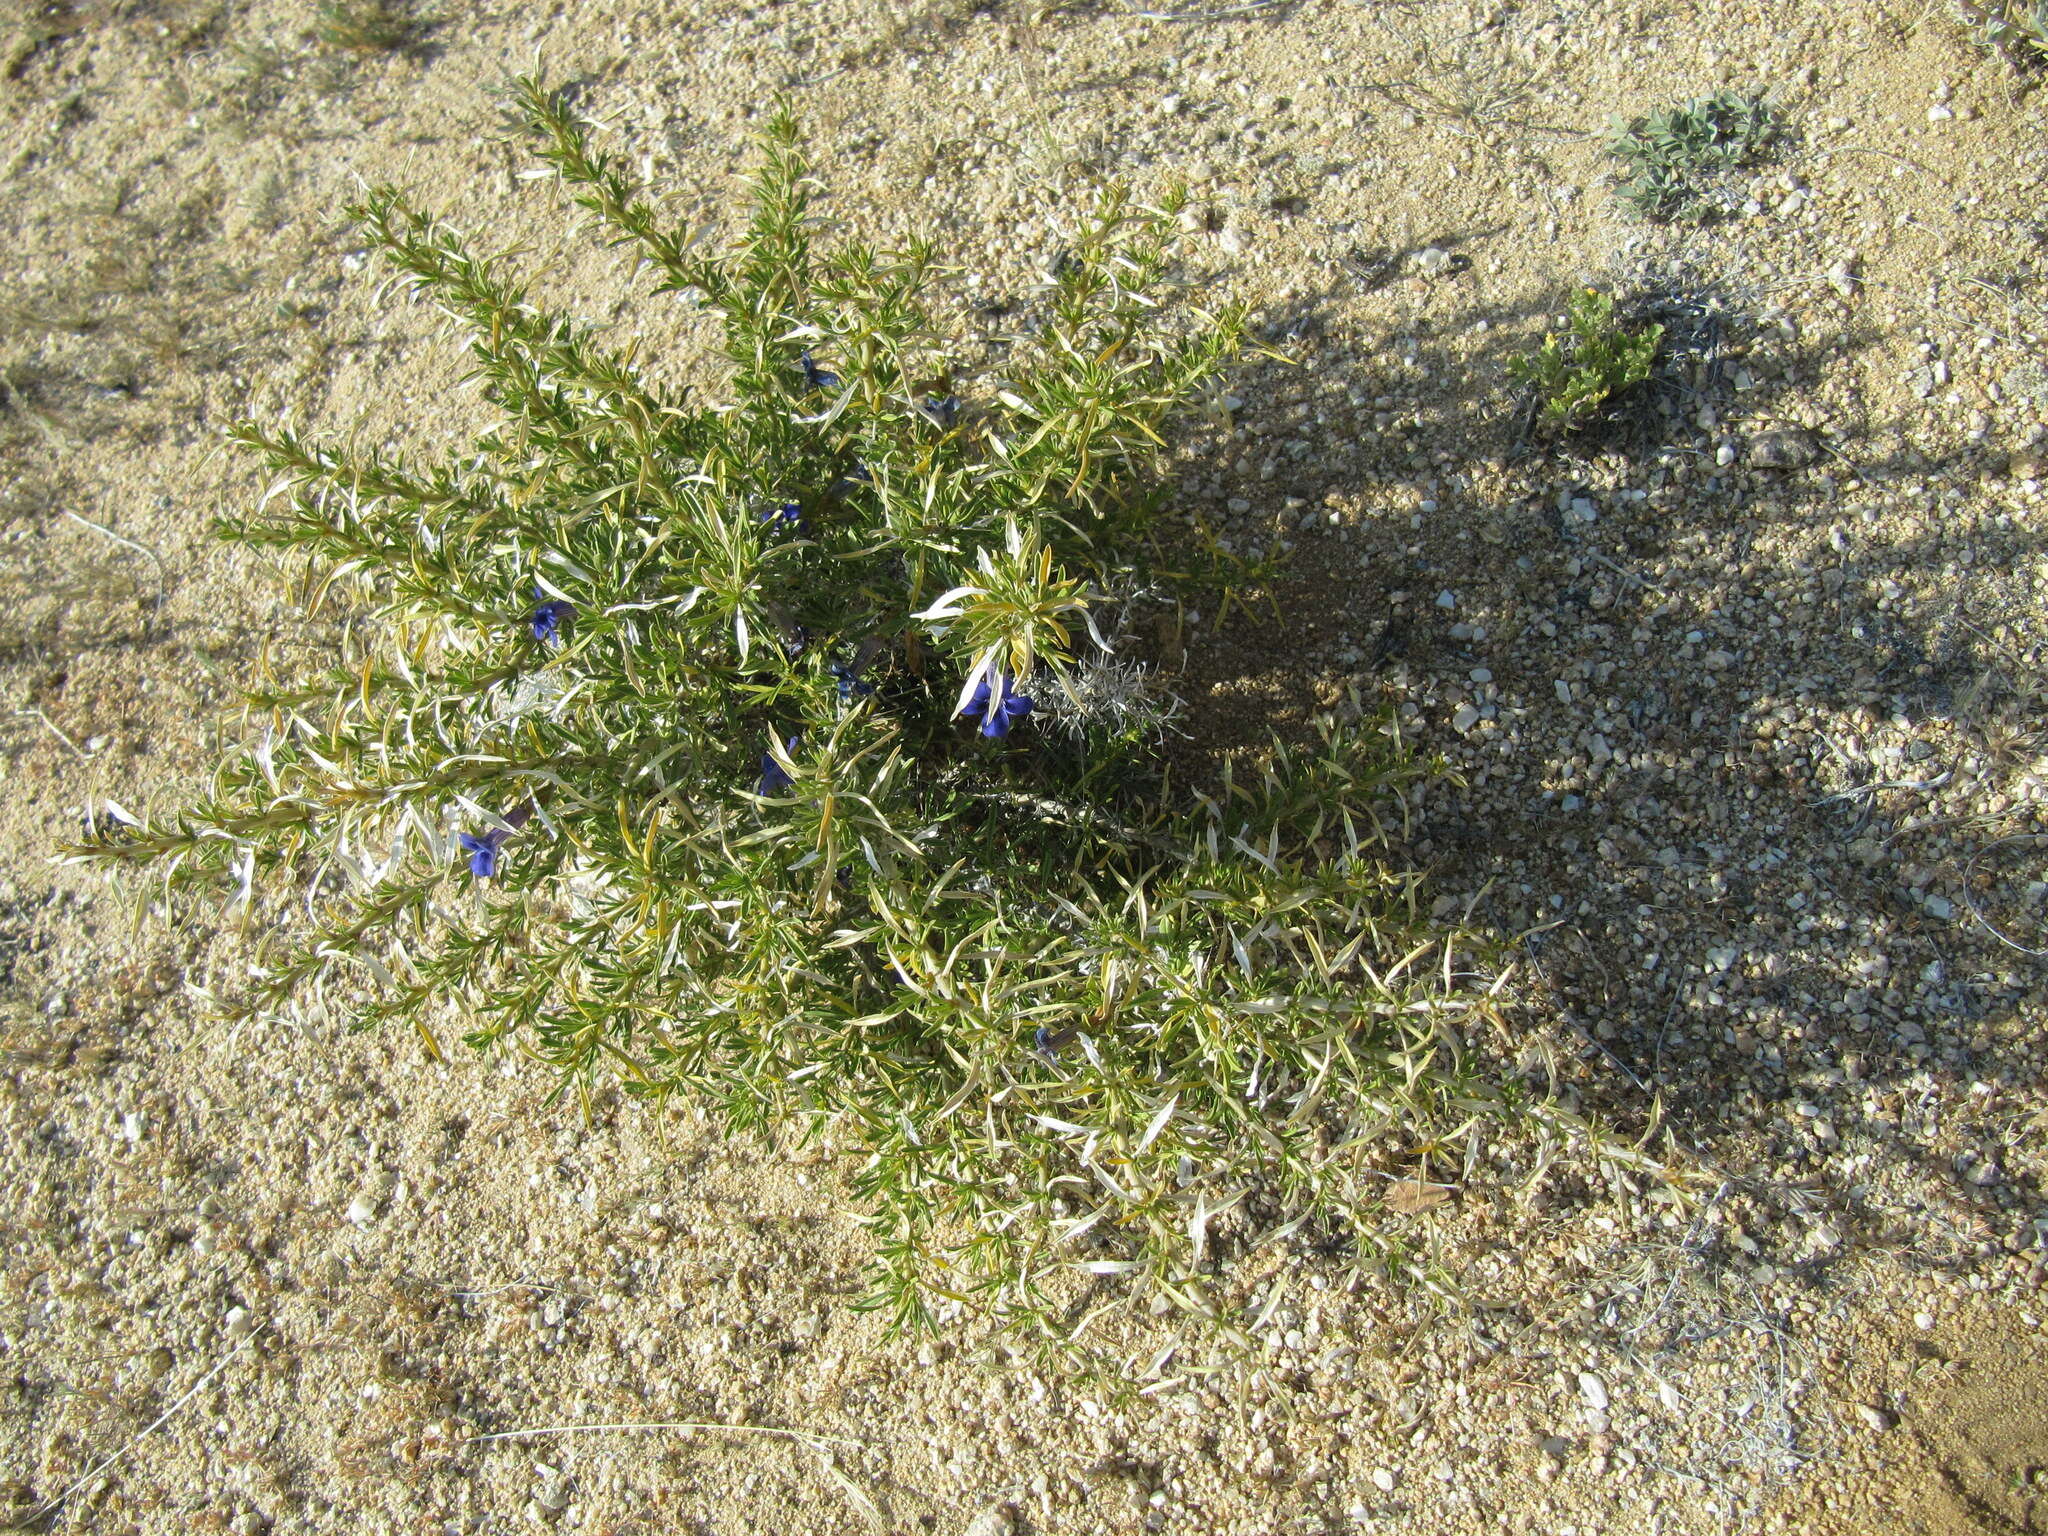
left=70, top=81, right=1506, bottom=1346
left=1606, top=90, right=1779, bottom=223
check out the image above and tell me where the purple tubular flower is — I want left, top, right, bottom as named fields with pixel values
left=756, top=732, right=802, bottom=795
left=458, top=801, right=535, bottom=880
left=964, top=672, right=1035, bottom=739
left=530, top=587, right=574, bottom=644
left=1034, top=1025, right=1076, bottom=1057
left=459, top=827, right=508, bottom=879
left=831, top=662, right=874, bottom=705
left=759, top=501, right=803, bottom=533
left=798, top=351, right=840, bottom=392
left=918, top=393, right=960, bottom=429
left=828, top=464, right=872, bottom=497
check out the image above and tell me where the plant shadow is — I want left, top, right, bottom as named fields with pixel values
left=1164, top=251, right=2048, bottom=1243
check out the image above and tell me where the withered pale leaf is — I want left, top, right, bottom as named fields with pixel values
left=1385, top=1179, right=1455, bottom=1214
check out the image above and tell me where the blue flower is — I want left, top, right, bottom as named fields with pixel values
left=529, top=587, right=574, bottom=645
left=759, top=501, right=803, bottom=534
left=828, top=463, right=872, bottom=497
left=458, top=827, right=508, bottom=879
left=964, top=672, right=1035, bottom=739
left=797, top=351, right=840, bottom=392
left=831, top=662, right=875, bottom=705
left=918, top=393, right=960, bottom=429
left=757, top=732, right=801, bottom=795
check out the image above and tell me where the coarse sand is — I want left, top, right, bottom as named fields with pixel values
left=3, top=1, right=2047, bottom=1532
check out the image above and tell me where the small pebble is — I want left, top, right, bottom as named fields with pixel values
left=534, top=1470, right=570, bottom=1513
left=960, top=1507, right=1018, bottom=1536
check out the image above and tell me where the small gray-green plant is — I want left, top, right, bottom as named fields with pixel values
left=68, top=80, right=1500, bottom=1347
left=1607, top=90, right=1778, bottom=222
left=1509, top=288, right=1664, bottom=433
left=1366, top=43, right=1542, bottom=137
left=1956, top=0, right=2048, bottom=66
left=313, top=0, right=428, bottom=54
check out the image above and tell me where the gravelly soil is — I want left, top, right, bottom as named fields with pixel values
left=2, top=2, right=2046, bottom=1533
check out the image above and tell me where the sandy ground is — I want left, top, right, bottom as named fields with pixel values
left=3, top=1, right=2048, bottom=1532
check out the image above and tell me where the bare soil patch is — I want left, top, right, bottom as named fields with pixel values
left=3, top=2, right=2046, bottom=1533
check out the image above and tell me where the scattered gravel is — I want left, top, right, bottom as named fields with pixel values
left=1, top=0, right=2044, bottom=1533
